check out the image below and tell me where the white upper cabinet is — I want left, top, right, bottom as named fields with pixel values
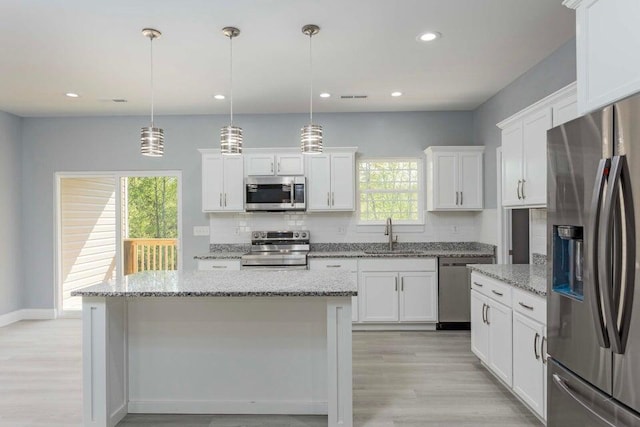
left=424, top=146, right=484, bottom=211
left=200, top=151, right=244, bottom=212
left=305, top=150, right=356, bottom=212
left=498, top=83, right=577, bottom=208
left=565, top=0, right=640, bottom=114
left=245, top=153, right=304, bottom=176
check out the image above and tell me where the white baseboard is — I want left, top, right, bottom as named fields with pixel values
left=109, top=403, right=128, bottom=427
left=128, top=400, right=328, bottom=415
left=0, top=309, right=57, bottom=327
left=352, top=323, right=437, bottom=331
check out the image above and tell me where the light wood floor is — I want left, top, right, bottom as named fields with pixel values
left=0, top=320, right=541, bottom=426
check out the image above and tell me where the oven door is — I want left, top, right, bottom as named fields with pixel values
left=245, top=177, right=305, bottom=211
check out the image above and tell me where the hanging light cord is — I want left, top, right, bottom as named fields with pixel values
left=308, top=32, right=313, bottom=124
left=229, top=34, right=234, bottom=126
left=150, top=35, right=155, bottom=127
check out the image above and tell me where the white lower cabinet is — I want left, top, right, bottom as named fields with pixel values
left=470, top=289, right=512, bottom=386
left=359, top=258, right=438, bottom=325
left=360, top=272, right=399, bottom=322
left=308, top=258, right=358, bottom=322
left=512, top=312, right=545, bottom=418
left=471, top=272, right=546, bottom=421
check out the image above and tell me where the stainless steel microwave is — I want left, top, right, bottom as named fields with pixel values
left=245, top=176, right=306, bottom=211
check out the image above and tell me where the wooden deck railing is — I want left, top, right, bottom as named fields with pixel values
left=123, top=238, right=177, bottom=275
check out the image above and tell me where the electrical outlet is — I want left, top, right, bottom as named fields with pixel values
left=337, top=226, right=346, bottom=235
left=451, top=225, right=459, bottom=234
left=193, top=226, right=210, bottom=236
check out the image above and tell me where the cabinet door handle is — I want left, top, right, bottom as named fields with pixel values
left=327, top=192, right=331, bottom=207
left=211, top=265, right=227, bottom=269
left=332, top=192, right=335, bottom=206
left=456, top=191, right=459, bottom=205
left=518, top=302, right=534, bottom=310
left=271, top=162, right=274, bottom=173
left=401, top=277, right=404, bottom=291
left=277, top=162, right=280, bottom=173
left=219, top=193, right=223, bottom=207
left=473, top=281, right=483, bottom=287
left=224, top=193, right=227, bottom=207
left=521, top=179, right=526, bottom=199
left=485, top=305, right=490, bottom=325
left=395, top=277, right=398, bottom=292
left=534, top=332, right=540, bottom=360
left=482, top=303, right=487, bottom=324
left=492, top=290, right=503, bottom=297
left=517, top=180, right=522, bottom=200
left=326, top=265, right=342, bottom=268
left=460, top=191, right=463, bottom=205
left=541, top=336, right=547, bottom=365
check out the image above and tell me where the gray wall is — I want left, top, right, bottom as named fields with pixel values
left=20, top=111, right=473, bottom=309
left=473, top=38, right=577, bottom=208
left=0, top=112, right=23, bottom=316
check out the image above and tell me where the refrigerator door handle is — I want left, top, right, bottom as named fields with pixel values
left=552, top=374, right=617, bottom=427
left=601, top=155, right=636, bottom=354
left=588, top=158, right=611, bottom=349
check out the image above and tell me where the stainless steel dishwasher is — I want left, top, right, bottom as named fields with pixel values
left=437, top=256, right=494, bottom=330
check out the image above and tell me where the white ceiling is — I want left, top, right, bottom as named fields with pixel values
left=0, top=0, right=574, bottom=117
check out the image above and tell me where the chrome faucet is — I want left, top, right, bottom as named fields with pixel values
left=384, top=217, right=398, bottom=250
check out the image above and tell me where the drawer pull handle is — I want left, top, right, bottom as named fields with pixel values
left=211, top=266, right=228, bottom=269
left=519, top=302, right=534, bottom=310
left=326, top=265, right=342, bottom=268
left=473, top=282, right=483, bottom=287
left=492, top=290, right=504, bottom=296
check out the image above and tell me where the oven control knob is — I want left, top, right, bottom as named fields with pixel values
left=294, top=232, right=299, bottom=238
left=301, top=232, right=307, bottom=238
left=253, top=232, right=259, bottom=238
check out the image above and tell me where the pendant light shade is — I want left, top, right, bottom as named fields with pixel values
left=301, top=24, right=323, bottom=154
left=221, top=26, right=242, bottom=155
left=140, top=28, right=164, bottom=157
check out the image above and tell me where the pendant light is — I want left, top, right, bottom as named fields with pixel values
left=220, top=26, right=243, bottom=155
left=140, top=28, right=164, bottom=157
left=301, top=24, right=323, bottom=154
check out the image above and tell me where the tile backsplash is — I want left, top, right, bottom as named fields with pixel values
left=208, top=210, right=483, bottom=244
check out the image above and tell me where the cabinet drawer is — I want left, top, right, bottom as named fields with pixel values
left=470, top=272, right=512, bottom=306
left=512, top=288, right=546, bottom=324
left=197, top=259, right=241, bottom=271
left=309, top=258, right=358, bottom=271
left=359, top=258, right=436, bottom=272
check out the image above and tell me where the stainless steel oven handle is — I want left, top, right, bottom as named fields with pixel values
left=588, top=158, right=610, bottom=349
left=552, top=374, right=617, bottom=427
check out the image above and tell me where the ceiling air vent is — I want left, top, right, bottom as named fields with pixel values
left=340, top=95, right=368, bottom=99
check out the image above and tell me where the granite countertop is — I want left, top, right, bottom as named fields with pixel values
left=71, top=270, right=357, bottom=298
left=467, top=264, right=547, bottom=296
left=194, top=242, right=495, bottom=260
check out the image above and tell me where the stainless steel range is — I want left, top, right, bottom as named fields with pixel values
left=241, top=230, right=310, bottom=270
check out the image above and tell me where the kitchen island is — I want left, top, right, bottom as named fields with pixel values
left=71, top=270, right=356, bottom=427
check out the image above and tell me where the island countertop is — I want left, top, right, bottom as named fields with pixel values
left=71, top=270, right=357, bottom=297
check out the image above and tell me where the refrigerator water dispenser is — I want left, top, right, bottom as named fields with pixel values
left=552, top=225, right=584, bottom=300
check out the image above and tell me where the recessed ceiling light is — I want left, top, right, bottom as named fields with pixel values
left=214, top=94, right=225, bottom=100
left=319, top=93, right=331, bottom=98
left=418, top=31, right=441, bottom=42
left=65, top=92, right=79, bottom=98
left=391, top=91, right=403, bottom=97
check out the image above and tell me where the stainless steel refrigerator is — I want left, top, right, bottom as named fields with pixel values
left=547, top=93, right=640, bottom=426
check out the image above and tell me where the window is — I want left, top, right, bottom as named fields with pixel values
left=358, top=159, right=421, bottom=223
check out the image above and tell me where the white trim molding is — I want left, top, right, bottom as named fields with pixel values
left=0, top=309, right=57, bottom=328
left=562, top=0, right=582, bottom=9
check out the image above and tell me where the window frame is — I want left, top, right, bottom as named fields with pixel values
left=356, top=157, right=425, bottom=226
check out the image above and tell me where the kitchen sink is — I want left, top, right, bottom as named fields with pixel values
left=363, top=249, right=424, bottom=255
